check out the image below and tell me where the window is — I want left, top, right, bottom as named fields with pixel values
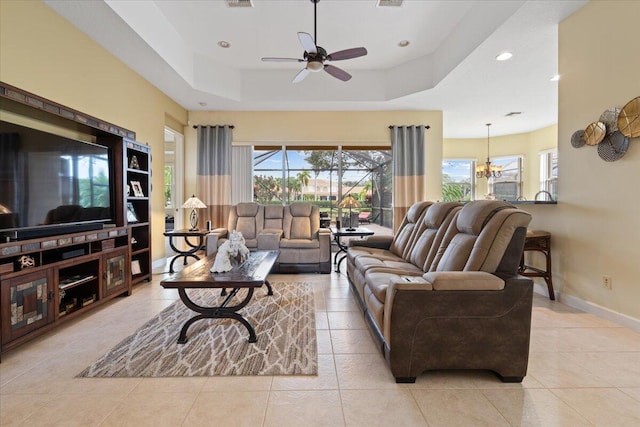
left=442, top=159, right=475, bottom=201
left=540, top=149, right=558, bottom=200
left=489, top=156, right=523, bottom=200
left=164, top=165, right=173, bottom=208
left=70, top=154, right=110, bottom=207
left=252, top=147, right=392, bottom=227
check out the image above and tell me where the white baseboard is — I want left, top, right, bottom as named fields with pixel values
left=152, top=258, right=167, bottom=270
left=533, top=282, right=557, bottom=300
left=533, top=285, right=640, bottom=332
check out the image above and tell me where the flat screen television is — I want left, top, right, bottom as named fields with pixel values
left=0, top=121, right=114, bottom=240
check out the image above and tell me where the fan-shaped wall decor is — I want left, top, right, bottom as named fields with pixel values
left=617, top=96, right=640, bottom=138
left=584, top=121, right=606, bottom=146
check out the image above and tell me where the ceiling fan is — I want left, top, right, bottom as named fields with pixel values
left=261, top=0, right=367, bottom=83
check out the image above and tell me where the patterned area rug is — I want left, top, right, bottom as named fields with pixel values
left=78, top=282, right=316, bottom=377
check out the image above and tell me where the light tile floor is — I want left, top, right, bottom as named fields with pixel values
left=1, top=263, right=640, bottom=426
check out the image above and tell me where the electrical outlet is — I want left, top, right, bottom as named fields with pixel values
left=603, top=276, right=612, bottom=290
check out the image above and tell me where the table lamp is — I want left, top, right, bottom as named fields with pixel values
left=338, top=194, right=360, bottom=231
left=182, top=195, right=207, bottom=231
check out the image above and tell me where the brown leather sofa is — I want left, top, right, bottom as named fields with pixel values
left=346, top=200, right=533, bottom=383
left=206, top=202, right=331, bottom=273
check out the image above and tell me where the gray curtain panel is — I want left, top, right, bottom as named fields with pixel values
left=196, top=125, right=233, bottom=228
left=390, top=125, right=426, bottom=231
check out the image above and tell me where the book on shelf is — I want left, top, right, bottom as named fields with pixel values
left=131, top=260, right=142, bottom=275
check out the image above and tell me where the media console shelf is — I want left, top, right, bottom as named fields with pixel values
left=125, top=139, right=152, bottom=284
left=0, top=82, right=151, bottom=356
left=0, top=227, right=130, bottom=354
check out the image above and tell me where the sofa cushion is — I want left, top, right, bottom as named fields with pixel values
left=284, top=203, right=317, bottom=240
left=423, top=271, right=505, bottom=291
left=430, top=201, right=532, bottom=273
left=264, top=205, right=284, bottom=229
left=279, top=247, right=321, bottom=264
left=236, top=217, right=257, bottom=240
left=257, top=229, right=282, bottom=250
left=290, top=218, right=312, bottom=239
left=244, top=238, right=258, bottom=249
left=407, top=202, right=462, bottom=270
left=388, top=201, right=431, bottom=258
left=456, top=200, right=512, bottom=235
left=279, top=238, right=320, bottom=249
left=289, top=202, right=313, bottom=217
left=236, top=202, right=261, bottom=217
left=230, top=202, right=263, bottom=240
left=365, top=268, right=426, bottom=304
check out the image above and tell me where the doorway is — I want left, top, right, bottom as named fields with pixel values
left=164, top=127, right=184, bottom=254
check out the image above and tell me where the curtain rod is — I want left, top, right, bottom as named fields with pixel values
left=388, top=125, right=430, bottom=129
left=192, top=124, right=235, bottom=129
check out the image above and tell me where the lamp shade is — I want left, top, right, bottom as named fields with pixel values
left=182, top=195, right=207, bottom=231
left=182, top=195, right=206, bottom=209
left=338, top=194, right=360, bottom=209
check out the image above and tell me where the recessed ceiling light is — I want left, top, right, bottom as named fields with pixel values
left=218, top=41, right=230, bottom=48
left=495, top=52, right=513, bottom=61
left=550, top=74, right=560, bottom=81
left=398, top=40, right=410, bottom=47
left=505, top=112, right=522, bottom=117
left=199, top=102, right=207, bottom=107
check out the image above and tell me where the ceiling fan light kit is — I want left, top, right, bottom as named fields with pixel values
left=261, top=0, right=367, bottom=83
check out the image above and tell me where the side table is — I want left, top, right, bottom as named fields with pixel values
left=519, top=230, right=555, bottom=300
left=330, top=227, right=374, bottom=273
left=163, top=228, right=209, bottom=273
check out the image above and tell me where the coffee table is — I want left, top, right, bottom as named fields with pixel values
left=160, top=250, right=279, bottom=344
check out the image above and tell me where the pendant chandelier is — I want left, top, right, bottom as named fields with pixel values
left=476, top=123, right=502, bottom=179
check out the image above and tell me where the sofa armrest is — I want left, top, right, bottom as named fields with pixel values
left=348, top=235, right=393, bottom=249
left=422, top=271, right=505, bottom=291
left=383, top=275, right=533, bottom=370
left=319, top=228, right=331, bottom=262
left=205, top=229, right=228, bottom=256
left=383, top=276, right=432, bottom=344
left=258, top=229, right=283, bottom=250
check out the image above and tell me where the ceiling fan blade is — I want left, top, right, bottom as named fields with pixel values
left=292, top=68, right=311, bottom=84
left=297, top=32, right=317, bottom=55
left=262, top=57, right=305, bottom=62
left=324, top=65, right=352, bottom=82
left=327, top=47, right=368, bottom=61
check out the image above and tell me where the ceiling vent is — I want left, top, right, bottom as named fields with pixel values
left=377, top=0, right=403, bottom=7
left=226, top=0, right=253, bottom=8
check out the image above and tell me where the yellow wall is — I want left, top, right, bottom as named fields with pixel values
left=521, top=1, right=640, bottom=319
left=185, top=110, right=444, bottom=214
left=0, top=0, right=188, bottom=261
left=3, top=1, right=639, bottom=322
left=444, top=125, right=557, bottom=200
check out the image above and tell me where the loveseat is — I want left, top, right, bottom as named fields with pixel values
left=206, top=202, right=331, bottom=273
left=346, top=200, right=533, bottom=383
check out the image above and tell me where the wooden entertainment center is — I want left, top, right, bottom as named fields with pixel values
left=0, top=82, right=152, bottom=354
